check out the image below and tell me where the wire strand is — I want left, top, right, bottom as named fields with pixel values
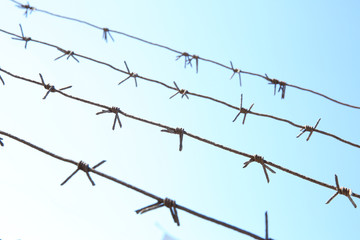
left=8, top=0, right=360, bottom=110
left=0, top=129, right=266, bottom=240
left=0, top=28, right=359, bottom=149
left=1, top=68, right=359, bottom=205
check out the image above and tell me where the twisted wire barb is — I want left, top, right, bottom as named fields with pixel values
left=161, top=127, right=185, bottom=151
left=136, top=198, right=180, bottom=226
left=232, top=94, right=254, bottom=125
left=14, top=0, right=35, bottom=17
left=9, top=0, right=360, bottom=109
left=266, top=74, right=286, bottom=99
left=230, top=61, right=241, bottom=86
left=0, top=28, right=358, bottom=149
left=118, top=61, right=138, bottom=87
left=1, top=68, right=359, bottom=208
left=102, top=28, right=114, bottom=42
left=96, top=107, right=122, bottom=130
left=169, top=81, right=189, bottom=99
left=243, top=155, right=276, bottom=183
left=54, top=48, right=79, bottom=62
left=11, top=24, right=31, bottom=49
left=175, top=52, right=199, bottom=73
left=39, top=73, right=72, bottom=99
left=296, top=118, right=321, bottom=141
left=326, top=174, right=357, bottom=208
left=61, top=160, right=106, bottom=186
left=0, top=129, right=266, bottom=240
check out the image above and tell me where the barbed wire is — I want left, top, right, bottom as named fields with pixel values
left=0, top=130, right=269, bottom=240
left=0, top=27, right=359, bottom=150
left=8, top=0, right=360, bottom=110
left=0, top=67, right=358, bottom=209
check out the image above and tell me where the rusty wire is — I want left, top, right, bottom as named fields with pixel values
left=0, top=129, right=268, bottom=240
left=1, top=67, right=359, bottom=208
left=8, top=0, right=360, bottom=110
left=0, top=27, right=359, bottom=149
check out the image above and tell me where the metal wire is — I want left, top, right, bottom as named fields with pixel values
left=1, top=68, right=358, bottom=207
left=0, top=129, right=267, bottom=240
left=9, top=0, right=360, bottom=110
left=0, top=28, right=359, bottom=149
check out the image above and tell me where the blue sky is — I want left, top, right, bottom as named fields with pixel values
left=0, top=0, right=359, bottom=239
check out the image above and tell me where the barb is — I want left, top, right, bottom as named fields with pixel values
left=176, top=52, right=191, bottom=69
left=11, top=24, right=31, bottom=49
left=9, top=1, right=360, bottom=109
left=54, top=48, right=79, bottom=63
left=13, top=0, right=35, bottom=17
left=96, top=107, right=122, bottom=130
left=169, top=81, right=189, bottom=99
left=61, top=160, right=106, bottom=186
left=161, top=127, right=185, bottom=151
left=136, top=198, right=180, bottom=226
left=39, top=73, right=72, bottom=99
left=326, top=174, right=357, bottom=208
left=264, top=212, right=273, bottom=239
left=0, top=128, right=266, bottom=240
left=0, top=31, right=359, bottom=149
left=189, top=55, right=199, bottom=73
left=230, top=61, right=241, bottom=86
left=102, top=28, right=114, bottom=42
left=232, top=94, right=254, bottom=125
left=266, top=74, right=286, bottom=99
left=296, top=118, right=321, bottom=141
left=265, top=212, right=269, bottom=240
left=0, top=72, right=4, bottom=85
left=1, top=68, right=360, bottom=208
left=243, top=155, right=276, bottom=183
left=0, top=137, right=4, bottom=147
left=175, top=52, right=199, bottom=72
left=118, top=61, right=138, bottom=87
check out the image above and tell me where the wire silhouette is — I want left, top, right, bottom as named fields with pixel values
left=0, top=67, right=358, bottom=208
left=0, top=27, right=359, bottom=149
left=11, top=24, right=31, bottom=48
left=39, top=73, right=72, bottom=99
left=9, top=0, right=360, bottom=110
left=96, top=107, right=122, bottom=130
left=0, top=129, right=269, bottom=240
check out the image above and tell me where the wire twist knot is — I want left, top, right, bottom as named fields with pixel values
left=176, top=52, right=190, bottom=68
left=176, top=52, right=199, bottom=73
left=15, top=2, right=36, bottom=17
left=232, top=94, right=254, bottom=124
left=54, top=48, right=79, bottom=63
left=161, top=127, right=185, bottom=151
left=243, top=154, right=276, bottom=183
left=61, top=160, right=106, bottom=186
left=266, top=74, right=286, bottom=99
left=77, top=160, right=90, bottom=172
left=136, top=197, right=180, bottom=226
left=230, top=61, right=242, bottom=86
left=39, top=73, right=72, bottom=99
left=296, top=118, right=321, bottom=141
left=96, top=107, right=122, bottom=130
left=326, top=174, right=357, bottom=208
left=118, top=61, right=138, bottom=87
left=102, top=28, right=114, bottom=42
left=169, top=81, right=189, bottom=99
left=11, top=24, right=32, bottom=49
